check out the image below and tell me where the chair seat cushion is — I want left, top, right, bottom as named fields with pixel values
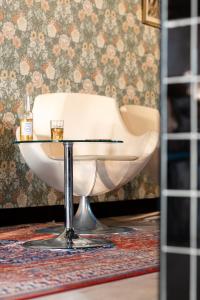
left=52, top=155, right=138, bottom=161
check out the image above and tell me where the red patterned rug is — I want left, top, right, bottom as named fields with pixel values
left=0, top=220, right=159, bottom=300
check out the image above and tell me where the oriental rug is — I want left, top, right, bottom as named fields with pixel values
left=0, top=218, right=159, bottom=300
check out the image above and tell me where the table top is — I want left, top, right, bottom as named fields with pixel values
left=14, top=139, right=123, bottom=144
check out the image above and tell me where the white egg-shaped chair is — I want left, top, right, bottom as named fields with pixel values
left=16, top=93, right=159, bottom=234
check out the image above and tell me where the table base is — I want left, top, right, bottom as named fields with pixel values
left=23, top=229, right=114, bottom=249
left=36, top=224, right=134, bottom=235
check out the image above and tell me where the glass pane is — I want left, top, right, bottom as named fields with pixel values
left=168, top=26, right=190, bottom=77
left=167, top=84, right=190, bottom=133
left=167, top=197, right=190, bottom=247
left=168, top=0, right=191, bottom=20
left=198, top=101, right=200, bottom=132
left=197, top=257, right=200, bottom=299
left=168, top=140, right=190, bottom=190
left=167, top=253, right=190, bottom=300
left=198, top=24, right=200, bottom=74
left=13, top=139, right=123, bottom=144
left=198, top=1, right=200, bottom=17
left=197, top=198, right=200, bottom=248
left=198, top=142, right=200, bottom=189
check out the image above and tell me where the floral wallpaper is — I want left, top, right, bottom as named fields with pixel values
left=0, top=0, right=160, bottom=208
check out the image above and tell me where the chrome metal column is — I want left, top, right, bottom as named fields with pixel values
left=73, top=195, right=107, bottom=231
left=73, top=195, right=134, bottom=234
left=64, top=142, right=73, bottom=230
left=63, top=142, right=76, bottom=247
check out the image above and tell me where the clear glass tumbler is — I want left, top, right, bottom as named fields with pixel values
left=50, top=120, right=64, bottom=141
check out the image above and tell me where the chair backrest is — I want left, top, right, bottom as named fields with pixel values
left=32, top=93, right=158, bottom=158
left=33, top=93, right=138, bottom=156
left=120, top=105, right=160, bottom=135
left=33, top=93, right=126, bottom=140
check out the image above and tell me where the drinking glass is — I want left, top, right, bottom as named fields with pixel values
left=50, top=120, right=64, bottom=140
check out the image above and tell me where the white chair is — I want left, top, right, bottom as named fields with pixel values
left=16, top=93, right=159, bottom=234
left=120, top=104, right=160, bottom=186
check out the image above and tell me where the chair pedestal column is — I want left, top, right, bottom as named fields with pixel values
left=73, top=196, right=134, bottom=235
left=73, top=196, right=108, bottom=233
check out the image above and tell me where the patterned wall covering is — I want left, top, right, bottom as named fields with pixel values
left=0, top=0, right=160, bottom=208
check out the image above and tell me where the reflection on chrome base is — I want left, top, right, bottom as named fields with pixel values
left=24, top=228, right=114, bottom=249
left=36, top=224, right=134, bottom=235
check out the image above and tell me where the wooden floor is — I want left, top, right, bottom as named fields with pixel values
left=38, top=212, right=159, bottom=300
left=38, top=273, right=158, bottom=300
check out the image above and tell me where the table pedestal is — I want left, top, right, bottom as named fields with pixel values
left=24, top=142, right=113, bottom=249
